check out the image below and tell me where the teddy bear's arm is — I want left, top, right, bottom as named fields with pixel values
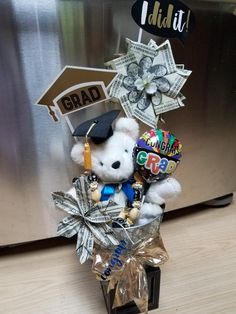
left=145, top=177, right=182, bottom=205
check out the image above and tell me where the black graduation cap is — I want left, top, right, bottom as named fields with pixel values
left=73, top=110, right=120, bottom=144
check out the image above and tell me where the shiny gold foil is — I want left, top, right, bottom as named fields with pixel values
left=92, top=233, right=168, bottom=313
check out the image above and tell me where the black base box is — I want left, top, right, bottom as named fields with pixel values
left=100, top=267, right=161, bottom=314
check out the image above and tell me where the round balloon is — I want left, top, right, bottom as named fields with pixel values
left=133, top=129, right=182, bottom=183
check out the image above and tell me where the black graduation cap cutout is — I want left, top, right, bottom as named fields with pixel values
left=73, top=110, right=120, bottom=144
left=36, top=66, right=118, bottom=133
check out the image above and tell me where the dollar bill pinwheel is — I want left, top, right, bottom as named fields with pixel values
left=107, top=39, right=192, bottom=128
left=52, top=176, right=122, bottom=263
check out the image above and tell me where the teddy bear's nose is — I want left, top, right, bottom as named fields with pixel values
left=112, top=161, right=121, bottom=169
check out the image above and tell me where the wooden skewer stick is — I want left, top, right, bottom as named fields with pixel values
left=137, top=0, right=148, bottom=43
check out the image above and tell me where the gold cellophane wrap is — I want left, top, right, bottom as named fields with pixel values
left=92, top=232, right=168, bottom=314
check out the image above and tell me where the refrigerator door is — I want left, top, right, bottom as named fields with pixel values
left=0, top=0, right=235, bottom=245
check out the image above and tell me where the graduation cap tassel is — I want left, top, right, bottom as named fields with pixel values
left=84, top=122, right=97, bottom=172
left=84, top=142, right=92, bottom=172
left=47, top=105, right=58, bottom=122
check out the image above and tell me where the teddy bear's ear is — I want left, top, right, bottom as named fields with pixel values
left=71, top=142, right=84, bottom=166
left=114, top=117, right=139, bottom=140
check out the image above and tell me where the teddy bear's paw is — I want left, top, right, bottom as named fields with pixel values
left=165, top=177, right=182, bottom=196
left=135, top=203, right=163, bottom=226
left=146, top=177, right=182, bottom=204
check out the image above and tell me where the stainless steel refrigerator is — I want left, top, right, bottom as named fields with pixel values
left=0, top=0, right=235, bottom=245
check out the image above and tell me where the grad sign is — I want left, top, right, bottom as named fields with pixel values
left=54, top=82, right=107, bottom=116
left=37, top=66, right=118, bottom=122
left=131, top=0, right=195, bottom=41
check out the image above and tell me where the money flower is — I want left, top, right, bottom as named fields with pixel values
left=123, top=60, right=171, bottom=111
left=107, top=39, right=191, bottom=128
left=52, top=176, right=121, bottom=263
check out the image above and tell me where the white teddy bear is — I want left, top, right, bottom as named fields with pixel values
left=70, top=116, right=181, bottom=226
left=70, top=117, right=138, bottom=207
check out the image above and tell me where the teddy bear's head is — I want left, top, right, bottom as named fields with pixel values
left=71, top=117, right=139, bottom=183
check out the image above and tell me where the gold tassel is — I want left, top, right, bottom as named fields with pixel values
left=84, top=121, right=97, bottom=172
left=47, top=105, right=58, bottom=122
left=84, top=142, right=92, bottom=171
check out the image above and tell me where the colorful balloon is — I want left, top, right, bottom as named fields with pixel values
left=133, top=129, right=182, bottom=182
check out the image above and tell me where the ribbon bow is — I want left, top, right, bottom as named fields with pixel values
left=100, top=180, right=135, bottom=203
left=92, top=233, right=168, bottom=313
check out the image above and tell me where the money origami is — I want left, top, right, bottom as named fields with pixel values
left=52, top=176, right=123, bottom=263
left=107, top=39, right=191, bottom=128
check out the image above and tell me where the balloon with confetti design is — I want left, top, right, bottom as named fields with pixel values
left=133, top=129, right=182, bottom=183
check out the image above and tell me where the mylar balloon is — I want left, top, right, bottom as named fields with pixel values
left=133, top=129, right=182, bottom=183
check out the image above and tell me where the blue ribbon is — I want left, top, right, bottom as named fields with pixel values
left=100, top=180, right=135, bottom=203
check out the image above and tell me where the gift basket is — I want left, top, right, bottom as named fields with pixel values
left=51, top=108, right=183, bottom=313
left=37, top=1, right=193, bottom=312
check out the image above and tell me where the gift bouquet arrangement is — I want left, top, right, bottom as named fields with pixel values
left=36, top=0, right=193, bottom=300
left=39, top=36, right=191, bottom=314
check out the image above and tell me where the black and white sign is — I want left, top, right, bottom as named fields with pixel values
left=131, top=0, right=195, bottom=41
